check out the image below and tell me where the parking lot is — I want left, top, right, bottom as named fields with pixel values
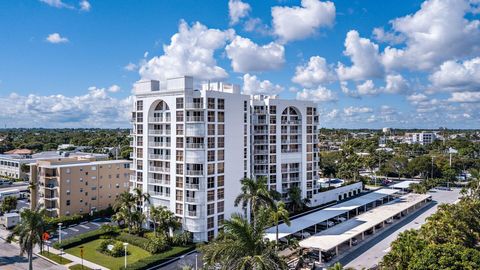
left=48, top=218, right=111, bottom=243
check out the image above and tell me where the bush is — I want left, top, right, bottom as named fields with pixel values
left=116, top=233, right=169, bottom=254
left=97, top=239, right=126, bottom=257
left=170, top=231, right=193, bottom=247
left=119, top=245, right=196, bottom=270
left=53, top=227, right=119, bottom=249
left=45, top=207, right=114, bottom=231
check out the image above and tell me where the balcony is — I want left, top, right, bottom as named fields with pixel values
left=149, top=166, right=170, bottom=173
left=254, top=159, right=269, bottom=164
left=151, top=192, right=169, bottom=198
left=253, top=140, right=268, bottom=144
left=129, top=175, right=137, bottom=182
left=185, top=197, right=201, bottom=203
left=185, top=170, right=203, bottom=176
left=149, top=154, right=171, bottom=160
left=281, top=139, right=301, bottom=144
left=149, top=142, right=171, bottom=148
left=148, top=130, right=171, bottom=136
left=44, top=183, right=58, bottom=189
left=129, top=129, right=136, bottom=135
left=252, top=119, right=267, bottom=125
left=187, top=210, right=200, bottom=218
left=185, top=183, right=200, bottom=190
left=281, top=120, right=301, bottom=125
left=281, top=149, right=300, bottom=153
left=253, top=129, right=268, bottom=135
left=43, top=196, right=59, bottom=200
left=254, top=170, right=269, bottom=174
left=185, top=103, right=204, bottom=109
left=282, top=168, right=300, bottom=173
left=149, top=117, right=171, bottom=123
left=253, top=149, right=269, bottom=155
left=149, top=178, right=171, bottom=185
left=185, top=143, right=204, bottom=149
left=185, top=116, right=204, bottom=122
left=253, top=109, right=267, bottom=114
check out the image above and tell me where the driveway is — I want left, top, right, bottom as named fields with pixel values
left=49, top=218, right=111, bottom=243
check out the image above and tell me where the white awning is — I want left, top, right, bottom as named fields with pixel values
left=264, top=189, right=398, bottom=241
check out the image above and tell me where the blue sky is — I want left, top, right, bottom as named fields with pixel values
left=0, top=0, right=479, bottom=128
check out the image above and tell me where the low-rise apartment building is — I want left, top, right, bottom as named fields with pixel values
left=30, top=157, right=131, bottom=217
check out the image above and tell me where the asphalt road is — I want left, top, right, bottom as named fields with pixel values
left=0, top=182, right=28, bottom=191
left=156, top=251, right=202, bottom=270
left=48, top=218, right=111, bottom=243
left=0, top=241, right=64, bottom=270
left=341, top=188, right=461, bottom=269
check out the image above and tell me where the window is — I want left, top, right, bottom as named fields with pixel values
left=207, top=217, right=215, bottom=229
left=176, top=124, right=184, bottom=135
left=217, top=163, right=224, bottom=174
left=217, top=188, right=224, bottom=200
left=244, top=101, right=248, bottom=111
left=208, top=98, right=215, bottom=109
left=92, top=196, right=97, bottom=201
left=66, top=190, right=71, bottom=195
left=218, top=99, right=224, bottom=109
left=208, top=111, right=215, bottom=122
left=208, top=230, right=215, bottom=241
left=66, top=200, right=71, bottom=206
left=217, top=112, right=224, bottom=122
left=208, top=137, right=215, bottom=149
left=176, top=111, right=184, bottom=122
left=91, top=166, right=97, bottom=171
left=218, top=214, right=224, bottom=226
left=217, top=175, right=224, bottom=187
left=208, top=150, right=215, bottom=162
left=176, top=203, right=183, bottom=215
left=207, top=190, right=215, bottom=202
left=207, top=177, right=215, bottom=189
left=217, top=150, right=224, bottom=161
left=176, top=98, right=184, bottom=109
left=217, top=201, right=224, bottom=213
left=207, top=203, right=215, bottom=215
left=217, top=124, right=224, bottom=135
left=208, top=164, right=215, bottom=175
left=217, top=137, right=224, bottom=148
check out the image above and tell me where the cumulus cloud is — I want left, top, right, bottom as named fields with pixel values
left=124, top=62, right=138, bottom=71
left=343, top=106, right=373, bottom=116
left=243, top=18, right=270, bottom=35
left=448, top=91, right=480, bottom=102
left=271, top=0, right=335, bottom=43
left=139, top=21, right=235, bottom=81
left=292, top=56, right=336, bottom=87
left=384, top=74, right=409, bottom=94
left=296, top=86, right=338, bottom=102
left=79, top=0, right=91, bottom=11
left=407, top=93, right=428, bottom=104
left=429, top=57, right=480, bottom=91
left=356, top=80, right=381, bottom=96
left=336, top=30, right=384, bottom=81
left=46, top=33, right=69, bottom=44
left=228, top=0, right=251, bottom=25
left=225, top=36, right=285, bottom=73
left=381, top=0, right=480, bottom=71
left=39, top=0, right=73, bottom=9
left=372, top=27, right=405, bottom=45
left=0, top=88, right=131, bottom=128
left=107, top=84, right=121, bottom=93
left=242, top=74, right=284, bottom=95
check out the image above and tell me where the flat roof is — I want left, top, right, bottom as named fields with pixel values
left=264, top=189, right=398, bottom=241
left=391, top=180, right=420, bottom=189
left=42, top=159, right=130, bottom=169
left=299, top=193, right=431, bottom=251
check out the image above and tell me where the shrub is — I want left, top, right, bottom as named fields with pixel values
left=97, top=239, right=126, bottom=257
left=116, top=233, right=169, bottom=254
left=53, top=227, right=119, bottom=249
left=171, top=231, right=193, bottom=247
left=119, top=245, right=196, bottom=270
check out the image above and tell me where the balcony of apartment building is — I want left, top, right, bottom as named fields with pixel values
left=185, top=101, right=204, bottom=110
left=148, top=141, right=171, bottom=148
left=253, top=128, right=268, bottom=135
left=129, top=129, right=136, bottom=136
left=149, top=153, right=171, bottom=160
left=149, top=178, right=171, bottom=185
left=185, top=181, right=201, bottom=190
left=185, top=124, right=205, bottom=137
left=185, top=169, right=203, bottom=176
left=253, top=138, right=269, bottom=145
left=148, top=129, right=171, bottom=136
left=253, top=107, right=267, bottom=114
left=185, top=115, right=204, bottom=123
left=43, top=189, right=59, bottom=200
left=281, top=119, right=301, bottom=125
left=148, top=115, right=171, bottom=123
left=149, top=165, right=170, bottom=173
left=253, top=148, right=269, bottom=155
left=254, top=168, right=269, bottom=175
left=185, top=195, right=201, bottom=204
left=281, top=138, right=302, bottom=144
left=253, top=158, right=269, bottom=165
left=186, top=206, right=202, bottom=218
left=252, top=117, right=267, bottom=125
left=42, top=179, right=59, bottom=189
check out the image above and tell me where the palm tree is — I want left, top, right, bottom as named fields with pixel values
left=7, top=208, right=46, bottom=270
left=132, top=187, right=151, bottom=209
left=287, top=186, right=310, bottom=213
left=200, top=214, right=287, bottom=270
left=235, top=177, right=275, bottom=224
left=269, top=201, right=290, bottom=247
left=112, top=191, right=136, bottom=232
left=328, top=262, right=355, bottom=270
left=149, top=205, right=180, bottom=238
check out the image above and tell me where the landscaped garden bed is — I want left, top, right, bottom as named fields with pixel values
left=39, top=251, right=72, bottom=265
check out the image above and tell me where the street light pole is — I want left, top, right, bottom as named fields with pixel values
left=58, top=223, right=63, bottom=244
left=123, top=242, right=129, bottom=269
left=195, top=253, right=198, bottom=270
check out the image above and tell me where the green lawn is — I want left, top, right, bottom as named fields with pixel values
left=65, top=239, right=151, bottom=270
left=69, top=264, right=94, bottom=270
left=39, top=251, right=72, bottom=265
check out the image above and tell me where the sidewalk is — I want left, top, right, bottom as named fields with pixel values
left=40, top=246, right=109, bottom=270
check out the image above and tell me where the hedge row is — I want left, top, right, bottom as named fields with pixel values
left=45, top=207, right=114, bottom=231
left=119, top=245, right=196, bottom=270
left=53, top=226, right=118, bottom=249
left=116, top=233, right=169, bottom=254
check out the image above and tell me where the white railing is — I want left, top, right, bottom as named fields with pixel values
left=149, top=178, right=171, bottom=185
left=185, top=170, right=203, bottom=176
left=185, top=103, right=204, bottom=109
left=148, top=130, right=171, bottom=135
left=254, top=140, right=268, bottom=144
left=149, top=117, right=171, bottom=123
left=149, top=154, right=171, bottom=160
left=185, top=143, right=204, bottom=149
left=254, top=170, right=269, bottom=174
left=254, top=130, right=268, bottom=134
left=149, top=166, right=170, bottom=173
left=253, top=149, right=269, bottom=154
left=185, top=197, right=200, bottom=203
left=186, top=116, right=204, bottom=122
left=149, top=142, right=171, bottom=147
left=185, top=183, right=200, bottom=189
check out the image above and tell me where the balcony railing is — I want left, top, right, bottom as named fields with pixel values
left=185, top=197, right=200, bottom=203
left=253, top=119, right=267, bottom=125
left=149, top=142, right=171, bottom=148
left=45, top=183, right=58, bottom=189
left=148, top=130, right=171, bottom=136
left=149, top=117, right=171, bottom=123
left=281, top=120, right=301, bottom=125
left=149, top=178, right=171, bottom=185
left=185, top=183, right=200, bottom=190
left=253, top=149, right=269, bottom=154
left=253, top=140, right=268, bottom=144
left=185, top=143, right=204, bottom=149
left=149, top=154, right=171, bottom=160
left=254, top=160, right=269, bottom=164
left=129, top=175, right=137, bottom=182
left=186, top=116, right=204, bottom=122
left=281, top=139, right=301, bottom=144
left=151, top=192, right=169, bottom=198
left=185, top=103, right=204, bottom=109
left=281, top=149, right=300, bottom=153
left=254, top=170, right=269, bottom=174
left=149, top=166, right=170, bottom=173
left=253, top=130, right=268, bottom=134
left=185, top=170, right=203, bottom=176
left=282, top=168, right=300, bottom=173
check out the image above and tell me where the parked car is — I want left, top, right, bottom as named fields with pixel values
left=319, top=220, right=335, bottom=227
left=334, top=216, right=347, bottom=223
left=0, top=179, right=13, bottom=186
left=351, top=237, right=358, bottom=246
left=293, top=231, right=311, bottom=238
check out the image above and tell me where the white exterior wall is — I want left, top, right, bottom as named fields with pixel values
left=0, top=157, right=30, bottom=180
left=310, top=182, right=363, bottom=207
left=132, top=77, right=249, bottom=242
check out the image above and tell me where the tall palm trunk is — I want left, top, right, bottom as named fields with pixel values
left=275, top=221, right=279, bottom=250
left=28, top=248, right=33, bottom=270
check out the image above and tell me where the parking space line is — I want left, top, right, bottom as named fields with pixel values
left=90, top=222, right=101, bottom=227
left=60, top=231, right=68, bottom=235
left=79, top=225, right=90, bottom=229
left=68, top=227, right=79, bottom=232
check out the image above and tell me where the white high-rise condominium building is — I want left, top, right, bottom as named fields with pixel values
left=131, top=76, right=319, bottom=242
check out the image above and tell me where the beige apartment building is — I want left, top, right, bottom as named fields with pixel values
left=30, top=157, right=131, bottom=217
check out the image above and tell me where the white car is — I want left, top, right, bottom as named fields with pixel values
left=293, top=231, right=311, bottom=238
left=319, top=220, right=335, bottom=227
